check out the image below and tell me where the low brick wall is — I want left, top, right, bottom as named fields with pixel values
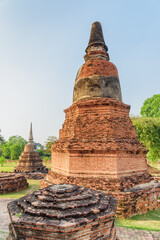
left=114, top=181, right=160, bottom=218
left=0, top=173, right=28, bottom=194
left=40, top=171, right=153, bottom=192
left=40, top=171, right=160, bottom=218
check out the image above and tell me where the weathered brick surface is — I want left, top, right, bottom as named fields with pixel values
left=15, top=125, right=48, bottom=176
left=41, top=172, right=160, bottom=218
left=50, top=98, right=147, bottom=179
left=0, top=172, right=28, bottom=194
left=41, top=98, right=160, bottom=218
left=73, top=22, right=122, bottom=103
left=15, top=148, right=47, bottom=173
left=41, top=21, right=160, bottom=219
left=113, top=180, right=160, bottom=218
left=7, top=184, right=117, bottom=239
left=41, top=171, right=153, bottom=193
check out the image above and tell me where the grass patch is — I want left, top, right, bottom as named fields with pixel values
left=0, top=160, right=51, bottom=172
left=115, top=209, right=160, bottom=231
left=150, top=162, right=160, bottom=170
left=0, top=161, right=17, bottom=172
left=0, top=179, right=40, bottom=199
left=44, top=161, right=51, bottom=170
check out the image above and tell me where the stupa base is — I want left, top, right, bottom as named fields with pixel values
left=0, top=173, right=28, bottom=194
left=7, top=184, right=118, bottom=240
left=15, top=166, right=48, bottom=179
left=40, top=171, right=160, bottom=218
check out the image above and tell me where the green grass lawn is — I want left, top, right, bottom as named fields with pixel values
left=0, top=160, right=51, bottom=172
left=115, top=209, right=160, bottom=232
left=0, top=179, right=40, bottom=199
left=0, top=161, right=17, bottom=172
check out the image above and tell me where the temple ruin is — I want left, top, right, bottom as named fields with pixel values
left=15, top=123, right=48, bottom=178
left=40, top=22, right=160, bottom=217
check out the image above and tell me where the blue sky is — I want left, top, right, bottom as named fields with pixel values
left=0, top=0, right=160, bottom=144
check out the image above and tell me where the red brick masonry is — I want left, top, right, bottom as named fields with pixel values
left=7, top=184, right=117, bottom=240
left=41, top=98, right=160, bottom=218
left=0, top=173, right=28, bottom=194
left=50, top=98, right=147, bottom=179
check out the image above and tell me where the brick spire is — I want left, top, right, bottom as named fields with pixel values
left=73, top=21, right=122, bottom=103
left=28, top=122, right=33, bottom=142
left=86, top=21, right=108, bottom=52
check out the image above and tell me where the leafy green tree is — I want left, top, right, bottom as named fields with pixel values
left=44, top=136, right=57, bottom=157
left=37, top=148, right=44, bottom=157
left=0, top=134, right=4, bottom=145
left=0, top=130, right=5, bottom=156
left=8, top=136, right=27, bottom=147
left=35, top=142, right=44, bottom=149
left=141, top=94, right=160, bottom=118
left=131, top=116, right=160, bottom=162
left=0, top=135, right=27, bottom=160
left=0, top=156, right=5, bottom=167
left=1, top=143, right=10, bottom=159
left=45, top=136, right=57, bottom=149
left=10, top=144, right=23, bottom=160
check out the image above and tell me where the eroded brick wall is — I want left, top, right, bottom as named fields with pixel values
left=0, top=173, right=28, bottom=194
left=51, top=98, right=147, bottom=178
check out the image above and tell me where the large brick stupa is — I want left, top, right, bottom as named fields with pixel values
left=15, top=123, right=48, bottom=178
left=41, top=22, right=160, bottom=217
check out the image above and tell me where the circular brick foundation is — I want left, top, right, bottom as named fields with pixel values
left=0, top=172, right=28, bottom=194
left=7, top=184, right=117, bottom=239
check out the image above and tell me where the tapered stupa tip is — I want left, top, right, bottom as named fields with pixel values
left=86, top=21, right=108, bottom=51
left=29, top=122, right=33, bottom=141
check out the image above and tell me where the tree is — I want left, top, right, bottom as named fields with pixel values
left=0, top=130, right=5, bottom=156
left=0, top=134, right=4, bottom=145
left=37, top=149, right=44, bottom=157
left=10, top=144, right=23, bottom=160
left=0, top=156, right=5, bottom=167
left=141, top=94, right=160, bottom=118
left=131, top=116, right=160, bottom=162
left=8, top=136, right=27, bottom=160
left=35, top=142, right=44, bottom=150
left=8, top=136, right=27, bottom=147
left=45, top=136, right=57, bottom=149
left=1, top=143, right=10, bottom=159
left=0, top=135, right=27, bottom=160
left=44, top=136, right=57, bottom=157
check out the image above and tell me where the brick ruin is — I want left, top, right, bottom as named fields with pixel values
left=40, top=22, right=160, bottom=218
left=7, top=183, right=117, bottom=240
left=0, top=172, right=28, bottom=194
left=15, top=123, right=48, bottom=178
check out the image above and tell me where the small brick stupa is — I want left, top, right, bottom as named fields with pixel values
left=7, top=184, right=117, bottom=240
left=41, top=22, right=160, bottom=217
left=15, top=123, right=48, bottom=178
left=0, top=173, right=28, bottom=194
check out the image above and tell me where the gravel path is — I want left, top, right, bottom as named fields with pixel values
left=0, top=199, right=160, bottom=240
left=117, top=227, right=160, bottom=240
left=0, top=199, right=12, bottom=240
